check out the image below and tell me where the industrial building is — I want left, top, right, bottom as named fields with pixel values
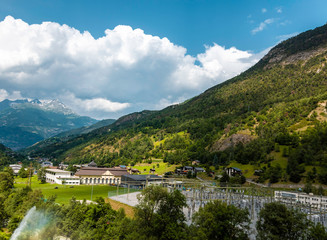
left=274, top=191, right=327, bottom=209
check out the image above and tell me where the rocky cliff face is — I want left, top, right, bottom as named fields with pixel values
left=210, top=134, right=256, bottom=152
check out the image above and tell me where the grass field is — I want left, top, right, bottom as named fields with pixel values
left=269, top=150, right=288, bottom=169
left=132, top=160, right=179, bottom=175
left=226, top=162, right=256, bottom=178
left=14, top=176, right=139, bottom=205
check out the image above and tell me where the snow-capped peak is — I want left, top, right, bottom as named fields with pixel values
left=1, top=98, right=77, bottom=115
left=38, top=99, right=75, bottom=115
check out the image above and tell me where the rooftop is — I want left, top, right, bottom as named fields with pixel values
left=122, top=174, right=162, bottom=181
left=75, top=167, right=129, bottom=176
left=45, top=169, right=71, bottom=173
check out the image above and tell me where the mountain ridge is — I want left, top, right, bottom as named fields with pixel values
left=0, top=98, right=97, bottom=150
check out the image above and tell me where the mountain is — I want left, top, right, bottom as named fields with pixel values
left=23, top=118, right=116, bottom=155
left=0, top=143, right=23, bottom=167
left=55, top=118, right=116, bottom=138
left=0, top=99, right=97, bottom=150
left=24, top=24, right=327, bottom=184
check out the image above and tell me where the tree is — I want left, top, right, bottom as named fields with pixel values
left=282, top=146, right=289, bottom=157
left=134, top=185, right=187, bottom=239
left=191, top=200, right=250, bottom=240
left=318, top=166, right=327, bottom=184
left=66, top=164, right=77, bottom=173
left=317, top=185, right=324, bottom=196
left=0, top=172, right=14, bottom=194
left=187, top=171, right=193, bottom=179
left=240, top=175, right=246, bottom=184
left=220, top=171, right=230, bottom=183
left=267, top=164, right=282, bottom=183
left=308, top=223, right=327, bottom=239
left=18, top=167, right=28, bottom=178
left=3, top=167, right=14, bottom=178
left=37, top=167, right=46, bottom=183
left=213, top=154, right=219, bottom=168
left=303, top=181, right=313, bottom=194
left=256, top=202, right=310, bottom=240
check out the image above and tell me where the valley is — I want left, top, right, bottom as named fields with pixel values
left=13, top=23, right=327, bottom=187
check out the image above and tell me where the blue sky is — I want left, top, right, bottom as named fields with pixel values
left=0, top=0, right=326, bottom=119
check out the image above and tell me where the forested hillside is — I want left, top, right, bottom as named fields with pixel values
left=0, top=143, right=24, bottom=168
left=25, top=24, right=327, bottom=184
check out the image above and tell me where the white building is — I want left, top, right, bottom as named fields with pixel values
left=45, top=169, right=80, bottom=185
left=9, top=164, right=22, bottom=175
left=275, top=191, right=327, bottom=209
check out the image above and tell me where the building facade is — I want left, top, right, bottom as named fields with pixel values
left=75, top=167, right=128, bottom=185
left=226, top=167, right=242, bottom=177
left=274, top=191, right=327, bottom=209
left=45, top=169, right=80, bottom=185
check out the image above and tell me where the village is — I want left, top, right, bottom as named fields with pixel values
left=9, top=159, right=327, bottom=213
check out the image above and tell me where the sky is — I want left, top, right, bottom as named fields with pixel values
left=0, top=0, right=326, bottom=120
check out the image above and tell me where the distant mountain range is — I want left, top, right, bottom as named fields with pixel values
left=0, top=99, right=98, bottom=150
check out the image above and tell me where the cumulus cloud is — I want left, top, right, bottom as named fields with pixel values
left=262, top=8, right=267, bottom=13
left=276, top=7, right=282, bottom=13
left=251, top=18, right=275, bottom=34
left=0, top=16, right=264, bottom=119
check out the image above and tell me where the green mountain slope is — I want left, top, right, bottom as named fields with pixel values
left=54, top=118, right=116, bottom=138
left=25, top=24, right=327, bottom=184
left=23, top=118, right=116, bottom=155
left=0, top=143, right=23, bottom=168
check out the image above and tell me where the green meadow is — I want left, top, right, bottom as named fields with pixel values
left=14, top=176, right=139, bottom=205
left=132, top=161, right=178, bottom=175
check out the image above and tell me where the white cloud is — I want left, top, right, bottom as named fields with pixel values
left=279, top=20, right=291, bottom=26
left=251, top=18, right=275, bottom=34
left=0, top=16, right=264, bottom=119
left=0, top=89, right=23, bottom=101
left=83, top=98, right=130, bottom=112
left=262, top=8, right=267, bottom=13
left=155, top=96, right=187, bottom=110
left=57, top=93, right=130, bottom=119
left=276, top=7, right=282, bottom=13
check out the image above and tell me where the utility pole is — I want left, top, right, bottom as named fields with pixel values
left=91, top=183, right=94, bottom=201
left=127, top=183, right=130, bottom=201
left=26, top=163, right=32, bottom=188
